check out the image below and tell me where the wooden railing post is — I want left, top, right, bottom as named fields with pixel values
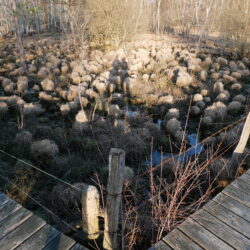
left=103, top=148, right=125, bottom=250
left=229, top=112, right=250, bottom=176
left=82, top=185, right=100, bottom=240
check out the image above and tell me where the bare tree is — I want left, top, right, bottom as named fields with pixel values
left=11, top=0, right=27, bottom=72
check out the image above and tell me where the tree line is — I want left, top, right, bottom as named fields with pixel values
left=0, top=0, right=249, bottom=52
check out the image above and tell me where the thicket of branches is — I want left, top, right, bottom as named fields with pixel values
left=0, top=0, right=249, bottom=50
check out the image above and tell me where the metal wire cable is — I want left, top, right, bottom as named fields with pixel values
left=124, top=114, right=247, bottom=185
left=124, top=137, right=240, bottom=216
left=0, top=174, right=78, bottom=233
left=0, top=149, right=83, bottom=192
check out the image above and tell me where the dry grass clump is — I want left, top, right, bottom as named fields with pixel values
left=30, top=139, right=59, bottom=161
left=218, top=122, right=243, bottom=147
left=166, top=118, right=181, bottom=135
left=204, top=101, right=227, bottom=121
left=165, top=108, right=180, bottom=120
left=17, top=76, right=28, bottom=94
left=41, top=79, right=55, bottom=91
left=15, top=131, right=32, bottom=146
left=0, top=102, right=8, bottom=118
left=73, top=110, right=89, bottom=133
left=23, top=103, right=45, bottom=116
left=6, top=160, right=36, bottom=204
left=233, top=95, right=246, bottom=104
left=227, top=101, right=242, bottom=114
left=50, top=183, right=85, bottom=210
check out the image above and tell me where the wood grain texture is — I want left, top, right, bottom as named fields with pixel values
left=213, top=192, right=250, bottom=222
left=0, top=207, right=32, bottom=240
left=237, top=173, right=250, bottom=186
left=203, top=200, right=250, bottom=238
left=70, top=243, right=89, bottom=250
left=0, top=193, right=89, bottom=250
left=0, top=215, right=46, bottom=250
left=0, top=199, right=22, bottom=222
left=42, top=233, right=76, bottom=250
left=193, top=209, right=250, bottom=250
left=0, top=193, right=9, bottom=207
left=178, top=218, right=233, bottom=250
left=82, top=185, right=100, bottom=239
left=222, top=184, right=250, bottom=207
left=148, top=240, right=173, bottom=250
left=15, top=224, right=60, bottom=250
left=103, top=148, right=125, bottom=250
left=163, top=229, right=203, bottom=250
left=230, top=177, right=250, bottom=194
left=150, top=171, right=250, bottom=250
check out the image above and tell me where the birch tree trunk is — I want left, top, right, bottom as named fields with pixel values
left=11, top=0, right=27, bottom=73
left=156, top=0, right=162, bottom=34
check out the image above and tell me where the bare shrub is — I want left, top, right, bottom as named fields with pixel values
left=123, top=147, right=216, bottom=248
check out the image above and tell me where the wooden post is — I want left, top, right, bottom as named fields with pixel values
left=103, top=148, right=125, bottom=250
left=82, top=185, right=100, bottom=240
left=229, top=112, right=250, bottom=176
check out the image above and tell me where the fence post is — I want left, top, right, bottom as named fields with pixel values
left=103, top=148, right=125, bottom=250
left=229, top=111, right=250, bottom=176
left=82, top=185, right=100, bottom=240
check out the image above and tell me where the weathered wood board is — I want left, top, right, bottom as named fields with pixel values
left=150, top=170, right=250, bottom=250
left=0, top=193, right=88, bottom=250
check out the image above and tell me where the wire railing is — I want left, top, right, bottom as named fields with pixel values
left=0, top=174, right=78, bottom=233
left=0, top=149, right=83, bottom=192
left=0, top=110, right=248, bottom=249
left=124, top=115, right=247, bottom=186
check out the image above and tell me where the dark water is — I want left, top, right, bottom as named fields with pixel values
left=145, top=133, right=204, bottom=165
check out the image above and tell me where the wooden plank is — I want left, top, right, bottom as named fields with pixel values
left=213, top=192, right=250, bottom=222
left=0, top=199, right=22, bottom=222
left=238, top=173, right=250, bottom=185
left=193, top=209, right=250, bottom=250
left=148, top=240, right=173, bottom=250
left=178, top=218, right=234, bottom=250
left=245, top=171, right=250, bottom=178
left=0, top=193, right=9, bottom=207
left=231, top=178, right=250, bottom=194
left=0, top=207, right=32, bottom=240
left=163, top=229, right=203, bottom=250
left=70, top=243, right=89, bottom=250
left=203, top=200, right=250, bottom=238
left=222, top=184, right=250, bottom=207
left=15, top=224, right=60, bottom=250
left=0, top=215, right=46, bottom=250
left=0, top=193, right=89, bottom=250
left=42, top=233, right=76, bottom=250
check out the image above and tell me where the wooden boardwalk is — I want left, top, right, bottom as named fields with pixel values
left=0, top=193, right=87, bottom=250
left=150, top=169, right=250, bottom=250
